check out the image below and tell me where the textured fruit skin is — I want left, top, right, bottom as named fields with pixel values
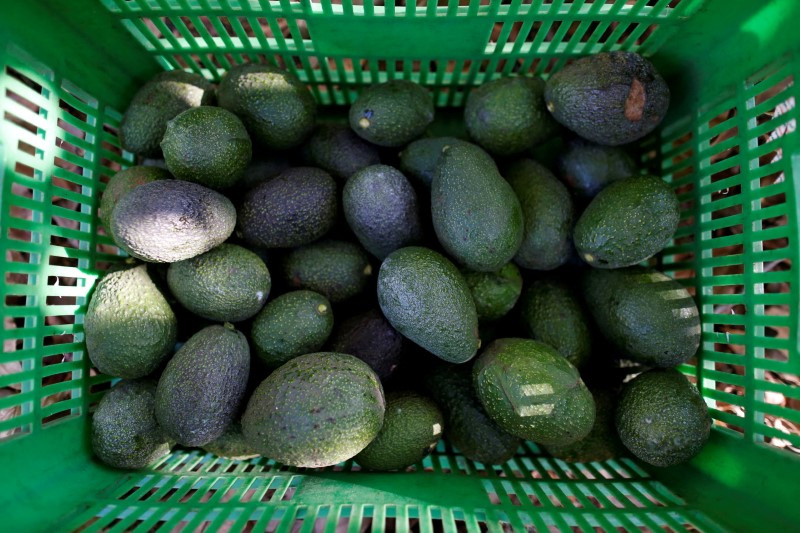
left=241, top=352, right=385, bottom=467
left=616, top=369, right=711, bottom=467
left=328, top=308, right=403, bottom=381
left=544, top=387, right=625, bottom=463
left=465, top=77, right=558, bottom=156
left=99, top=166, right=170, bottom=234
left=377, top=247, right=479, bottom=363
left=238, top=167, right=337, bottom=249
left=161, top=106, right=252, bottom=190
left=167, top=244, right=271, bottom=322
left=92, top=379, right=171, bottom=469
left=343, top=164, right=423, bottom=260
left=251, top=290, right=333, bottom=368
left=349, top=80, right=434, bottom=147
left=155, top=325, right=250, bottom=446
left=544, top=51, right=670, bottom=146
left=111, top=180, right=236, bottom=263
left=432, top=143, right=524, bottom=272
left=506, top=159, right=574, bottom=271
left=520, top=278, right=591, bottom=369
left=236, top=156, right=292, bottom=192
left=462, top=263, right=523, bottom=322
left=120, top=70, right=212, bottom=157
left=398, top=137, right=465, bottom=187
left=218, top=63, right=317, bottom=150
left=306, top=124, right=381, bottom=180
left=424, top=363, right=520, bottom=464
left=282, top=240, right=372, bottom=302
left=574, top=175, right=680, bottom=268
left=583, top=268, right=701, bottom=367
left=473, top=338, right=595, bottom=445
left=556, top=138, right=638, bottom=199
left=355, top=391, right=444, bottom=471
left=202, top=420, right=259, bottom=460
left=85, top=264, right=177, bottom=379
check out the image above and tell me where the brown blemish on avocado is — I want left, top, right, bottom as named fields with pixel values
left=624, top=78, right=645, bottom=121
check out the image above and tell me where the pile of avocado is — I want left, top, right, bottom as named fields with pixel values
left=90, top=51, right=710, bottom=474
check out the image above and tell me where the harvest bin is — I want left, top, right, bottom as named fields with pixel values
left=0, top=0, right=798, bottom=531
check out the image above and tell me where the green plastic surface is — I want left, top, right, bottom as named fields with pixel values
left=1, top=0, right=799, bottom=531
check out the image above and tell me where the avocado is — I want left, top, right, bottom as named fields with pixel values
left=544, top=387, right=625, bottom=463
left=167, top=243, right=271, bottom=322
left=282, top=239, right=372, bottom=302
left=505, top=158, right=574, bottom=271
left=616, top=369, right=711, bottom=467
left=398, top=137, right=465, bottom=187
left=583, top=267, right=701, bottom=367
left=161, top=106, right=252, bottom=189
left=465, top=76, right=558, bottom=156
left=327, top=308, right=403, bottom=381
left=349, top=80, right=434, bottom=147
left=202, top=420, right=259, bottom=460
left=557, top=138, right=638, bottom=199
left=155, top=324, right=250, bottom=446
left=241, top=352, right=385, bottom=467
left=237, top=167, right=336, bottom=249
left=91, top=379, right=171, bottom=469
left=432, top=143, right=523, bottom=272
left=473, top=338, right=595, bottom=445
left=424, top=362, right=520, bottom=465
left=99, top=166, right=170, bottom=235
left=544, top=51, right=670, bottom=146
left=354, top=391, right=444, bottom=471
left=217, top=63, right=316, bottom=149
left=573, top=175, right=679, bottom=268
left=85, top=263, right=177, bottom=379
left=111, top=179, right=236, bottom=263
left=343, top=164, right=423, bottom=260
left=377, top=246, right=479, bottom=363
left=236, top=156, right=292, bottom=192
left=462, top=263, right=523, bottom=322
left=520, top=278, right=591, bottom=368
left=120, top=70, right=213, bottom=157
left=305, top=124, right=381, bottom=180
left=251, top=290, right=333, bottom=368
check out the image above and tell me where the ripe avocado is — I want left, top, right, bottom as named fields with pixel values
left=155, top=325, right=250, bottom=446
left=616, top=368, right=711, bottom=467
left=91, top=379, right=171, bottom=469
left=110, top=179, right=236, bottom=263
left=305, top=124, right=381, bottom=180
left=573, top=175, right=680, bottom=269
left=378, top=247, right=479, bottom=363
left=355, top=391, right=444, bottom=471
left=473, top=338, right=595, bottom=445
left=398, top=137, right=465, bottom=187
left=120, top=70, right=213, bottom=157
left=85, top=263, right=177, bottom=379
left=99, top=166, right=170, bottom=235
left=424, top=362, right=520, bottom=465
left=327, top=308, right=404, bottom=381
left=217, top=63, right=316, bottom=149
left=506, top=158, right=574, bottom=271
left=465, top=76, right=558, bottom=156
left=161, top=106, right=252, bottom=189
left=520, top=278, right=591, bottom=369
left=237, top=167, right=337, bottom=248
left=583, top=267, right=701, bottom=368
left=251, top=290, right=334, bottom=368
left=236, top=156, right=292, bottom=192
left=544, top=51, right=670, bottom=146
left=202, top=420, right=259, bottom=460
left=281, top=239, right=372, bottom=302
left=432, top=143, right=523, bottom=272
left=343, top=164, right=423, bottom=260
left=167, top=243, right=271, bottom=322
left=241, top=352, right=385, bottom=467
left=557, top=138, right=638, bottom=199
left=349, top=80, right=434, bottom=147
left=462, top=263, right=523, bottom=322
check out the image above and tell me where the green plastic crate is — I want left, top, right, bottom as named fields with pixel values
left=1, top=0, right=799, bottom=531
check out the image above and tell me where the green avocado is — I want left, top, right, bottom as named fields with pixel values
left=556, top=138, right=638, bottom=199
left=282, top=240, right=372, bottom=302
left=349, top=80, right=434, bottom=147
left=202, top=420, right=260, bottom=460
left=99, top=166, right=171, bottom=235
left=327, top=308, right=404, bottom=381
left=462, top=263, right=523, bottom=322
left=305, top=124, right=381, bottom=180
left=398, top=137, right=466, bottom=187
